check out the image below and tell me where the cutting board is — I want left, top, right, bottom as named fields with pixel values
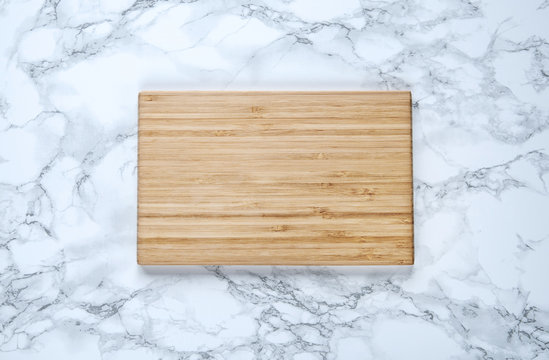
left=138, top=91, right=413, bottom=265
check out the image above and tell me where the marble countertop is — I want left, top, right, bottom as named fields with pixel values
left=1, top=0, right=548, bottom=359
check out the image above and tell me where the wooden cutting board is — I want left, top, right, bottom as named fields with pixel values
left=138, top=91, right=413, bottom=265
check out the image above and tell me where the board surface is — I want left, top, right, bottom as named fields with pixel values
left=138, top=91, right=413, bottom=265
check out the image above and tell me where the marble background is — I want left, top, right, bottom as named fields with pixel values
left=1, top=0, right=548, bottom=358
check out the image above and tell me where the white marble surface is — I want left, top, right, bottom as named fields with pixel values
left=1, top=0, right=549, bottom=358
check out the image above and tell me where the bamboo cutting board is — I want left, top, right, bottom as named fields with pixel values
left=138, top=91, right=413, bottom=265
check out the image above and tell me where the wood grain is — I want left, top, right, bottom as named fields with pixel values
left=138, top=91, right=413, bottom=265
